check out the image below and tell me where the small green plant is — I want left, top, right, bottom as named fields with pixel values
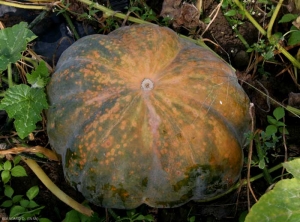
left=256, top=106, right=287, bottom=169
left=128, top=0, right=158, bottom=22
left=245, top=107, right=288, bottom=184
left=0, top=156, right=27, bottom=184
left=0, top=22, right=50, bottom=139
left=1, top=185, right=45, bottom=220
left=0, top=156, right=50, bottom=221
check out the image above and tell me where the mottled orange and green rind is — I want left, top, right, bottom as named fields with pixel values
left=47, top=24, right=251, bottom=209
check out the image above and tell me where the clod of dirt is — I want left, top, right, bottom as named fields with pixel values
left=288, top=92, right=300, bottom=109
left=160, top=1, right=204, bottom=29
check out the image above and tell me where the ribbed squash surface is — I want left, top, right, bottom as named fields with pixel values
left=47, top=24, right=250, bottom=209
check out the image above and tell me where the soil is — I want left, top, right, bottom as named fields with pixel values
left=1, top=0, right=300, bottom=221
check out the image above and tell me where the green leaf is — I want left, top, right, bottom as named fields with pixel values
left=64, top=210, right=81, bottom=222
left=144, top=214, right=154, bottom=221
left=265, top=125, right=277, bottom=136
left=135, top=214, right=146, bottom=220
left=13, top=155, right=21, bottom=165
left=288, top=29, right=300, bottom=46
left=20, top=199, right=30, bottom=208
left=258, top=159, right=266, bottom=169
left=1, top=200, right=13, bottom=208
left=273, top=107, right=285, bottom=120
left=9, top=205, right=27, bottom=217
left=24, top=205, right=44, bottom=216
left=245, top=178, right=300, bottom=222
left=224, top=9, right=237, bottom=17
left=279, top=14, right=298, bottom=23
left=4, top=185, right=14, bottom=198
left=275, top=121, right=286, bottom=127
left=3, top=160, right=12, bottom=170
left=188, top=216, right=196, bottom=222
left=28, top=200, right=39, bottom=208
left=239, top=211, right=248, bottom=222
left=267, top=115, right=277, bottom=125
left=26, top=61, right=50, bottom=88
left=11, top=165, right=27, bottom=177
left=39, top=218, right=53, bottom=222
left=0, top=22, right=37, bottom=71
left=12, top=195, right=24, bottom=203
left=263, top=50, right=274, bottom=60
left=282, top=158, right=300, bottom=179
left=1, top=170, right=11, bottom=184
left=26, top=186, right=39, bottom=200
left=0, top=84, right=48, bottom=139
left=279, top=127, right=289, bottom=134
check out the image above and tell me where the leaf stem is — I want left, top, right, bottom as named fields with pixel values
left=267, top=0, right=283, bottom=39
left=22, top=56, right=39, bottom=69
left=28, top=10, right=49, bottom=30
left=61, top=12, right=80, bottom=40
left=233, top=27, right=250, bottom=49
left=232, top=0, right=266, bottom=35
left=0, top=0, right=49, bottom=10
left=7, top=63, right=14, bottom=87
left=22, top=157, right=93, bottom=217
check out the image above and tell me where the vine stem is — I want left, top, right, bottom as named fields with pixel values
left=61, top=12, right=80, bottom=40
left=0, top=0, right=49, bottom=10
left=232, top=0, right=266, bottom=35
left=22, top=56, right=39, bottom=69
left=267, top=0, right=283, bottom=39
left=7, top=63, right=14, bottom=87
left=232, top=0, right=300, bottom=69
left=22, top=157, right=94, bottom=217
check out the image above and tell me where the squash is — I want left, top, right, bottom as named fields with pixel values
left=47, top=24, right=251, bottom=209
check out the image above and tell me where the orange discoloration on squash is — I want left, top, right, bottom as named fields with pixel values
left=47, top=24, right=251, bottom=209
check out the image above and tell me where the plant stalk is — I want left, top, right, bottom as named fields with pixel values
left=22, top=157, right=93, bottom=217
left=267, top=0, right=283, bottom=39
left=0, top=0, right=49, bottom=10
left=61, top=12, right=80, bottom=40
left=21, top=56, right=39, bottom=69
left=232, top=0, right=266, bottom=35
left=28, top=10, right=49, bottom=29
left=7, top=63, right=14, bottom=87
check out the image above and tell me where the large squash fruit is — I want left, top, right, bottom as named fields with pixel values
left=47, top=24, right=250, bottom=209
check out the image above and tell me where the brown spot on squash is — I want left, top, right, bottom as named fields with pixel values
left=102, top=136, right=114, bottom=149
